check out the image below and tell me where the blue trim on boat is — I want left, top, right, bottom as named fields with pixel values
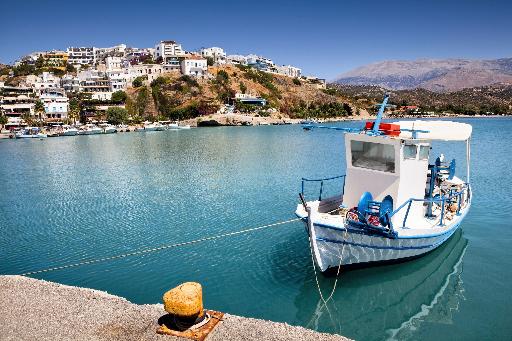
left=316, top=229, right=456, bottom=251
left=299, top=204, right=468, bottom=240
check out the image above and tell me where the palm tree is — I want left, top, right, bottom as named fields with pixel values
left=0, top=114, right=8, bottom=131
left=34, top=100, right=45, bottom=126
left=68, top=97, right=80, bottom=125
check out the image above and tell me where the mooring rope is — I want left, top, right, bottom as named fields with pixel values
left=306, top=206, right=347, bottom=321
left=19, top=217, right=301, bottom=276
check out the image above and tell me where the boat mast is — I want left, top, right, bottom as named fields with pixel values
left=466, top=138, right=471, bottom=183
left=372, top=94, right=390, bottom=134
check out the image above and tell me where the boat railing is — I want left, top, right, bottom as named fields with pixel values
left=390, top=184, right=471, bottom=228
left=301, top=174, right=346, bottom=201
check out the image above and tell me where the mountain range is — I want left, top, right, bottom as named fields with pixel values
left=333, top=58, right=512, bottom=92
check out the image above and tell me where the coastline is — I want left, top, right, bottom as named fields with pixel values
left=1, top=113, right=508, bottom=139
left=0, top=275, right=350, bottom=341
left=185, top=112, right=510, bottom=127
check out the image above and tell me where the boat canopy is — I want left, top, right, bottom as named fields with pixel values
left=394, top=121, right=472, bottom=141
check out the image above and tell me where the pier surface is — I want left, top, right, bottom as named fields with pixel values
left=0, top=275, right=350, bottom=341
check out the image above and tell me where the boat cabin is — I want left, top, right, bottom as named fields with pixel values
left=342, top=120, right=471, bottom=228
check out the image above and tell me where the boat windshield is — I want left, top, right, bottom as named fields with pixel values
left=351, top=140, right=395, bottom=173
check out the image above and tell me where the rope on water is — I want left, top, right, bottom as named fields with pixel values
left=19, top=217, right=301, bottom=276
left=307, top=206, right=347, bottom=316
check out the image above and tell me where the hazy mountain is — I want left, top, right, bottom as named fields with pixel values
left=333, top=58, right=512, bottom=92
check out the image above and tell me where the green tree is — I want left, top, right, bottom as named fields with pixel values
left=132, top=77, right=144, bottom=88
left=66, top=63, right=76, bottom=73
left=12, top=63, right=35, bottom=77
left=68, top=98, right=80, bottom=124
left=216, top=70, right=229, bottom=84
left=239, top=82, right=247, bottom=94
left=106, top=107, right=128, bottom=125
left=206, top=57, right=214, bottom=66
left=292, top=78, right=301, bottom=86
left=135, top=86, right=149, bottom=116
left=150, top=76, right=167, bottom=87
left=111, top=90, right=127, bottom=103
left=35, top=56, right=45, bottom=69
left=0, top=114, right=7, bottom=129
left=34, top=100, right=45, bottom=124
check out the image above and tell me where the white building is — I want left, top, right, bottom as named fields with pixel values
left=200, top=47, right=226, bottom=64
left=246, top=55, right=275, bottom=72
left=61, top=75, right=80, bottom=93
left=274, top=65, right=302, bottom=78
left=105, top=56, right=123, bottom=71
left=26, top=72, right=62, bottom=95
left=304, top=76, right=327, bottom=89
left=226, top=54, right=247, bottom=65
left=124, top=64, right=163, bottom=84
left=154, top=41, right=185, bottom=61
left=66, top=47, right=95, bottom=65
left=0, top=84, right=36, bottom=127
left=39, top=88, right=68, bottom=119
left=154, top=40, right=185, bottom=72
left=125, top=47, right=155, bottom=64
left=77, top=70, right=112, bottom=100
left=94, top=44, right=126, bottom=63
left=106, top=70, right=127, bottom=91
left=180, top=55, right=208, bottom=77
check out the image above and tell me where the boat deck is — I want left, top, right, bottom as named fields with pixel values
left=296, top=198, right=470, bottom=239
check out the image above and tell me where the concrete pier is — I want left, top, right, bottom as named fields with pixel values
left=0, top=275, right=350, bottom=341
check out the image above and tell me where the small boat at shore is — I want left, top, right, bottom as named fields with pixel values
left=62, top=125, right=79, bottom=136
left=177, top=124, right=191, bottom=130
left=167, top=122, right=179, bottom=129
left=136, top=122, right=157, bottom=132
left=79, top=124, right=103, bottom=135
left=296, top=95, right=472, bottom=272
left=100, top=124, right=117, bottom=134
left=154, top=122, right=167, bottom=131
left=15, top=127, right=47, bottom=139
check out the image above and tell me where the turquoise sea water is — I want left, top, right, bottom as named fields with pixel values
left=1, top=118, right=511, bottom=340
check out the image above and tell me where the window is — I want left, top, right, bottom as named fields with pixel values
left=419, top=145, right=430, bottom=160
left=351, top=140, right=395, bottom=173
left=403, top=144, right=417, bottom=160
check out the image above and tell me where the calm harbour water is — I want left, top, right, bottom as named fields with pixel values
left=1, top=118, right=511, bottom=340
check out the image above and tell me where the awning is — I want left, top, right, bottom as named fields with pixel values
left=394, top=120, right=472, bottom=141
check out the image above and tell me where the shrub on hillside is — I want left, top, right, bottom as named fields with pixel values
left=111, top=90, right=127, bottom=103
left=132, top=77, right=145, bottom=88
left=106, top=107, right=128, bottom=125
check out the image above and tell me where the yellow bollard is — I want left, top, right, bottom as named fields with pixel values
left=163, top=282, right=204, bottom=320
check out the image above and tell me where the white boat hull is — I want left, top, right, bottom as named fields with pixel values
left=16, top=134, right=47, bottom=139
left=301, top=206, right=469, bottom=272
left=62, top=130, right=78, bottom=136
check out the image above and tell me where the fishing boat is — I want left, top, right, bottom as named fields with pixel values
left=167, top=122, right=179, bottom=129
left=100, top=124, right=117, bottom=134
left=295, top=95, right=472, bottom=272
left=154, top=122, right=167, bottom=131
left=15, top=127, right=47, bottom=139
left=79, top=124, right=103, bottom=135
left=61, top=125, right=79, bottom=136
left=136, top=122, right=157, bottom=132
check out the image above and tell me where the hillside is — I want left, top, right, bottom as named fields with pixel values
left=126, top=65, right=358, bottom=122
left=331, top=83, right=512, bottom=115
left=334, top=58, right=512, bottom=92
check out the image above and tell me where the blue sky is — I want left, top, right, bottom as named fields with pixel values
left=1, top=0, right=511, bottom=79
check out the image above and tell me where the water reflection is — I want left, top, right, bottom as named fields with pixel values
left=293, top=230, right=468, bottom=341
